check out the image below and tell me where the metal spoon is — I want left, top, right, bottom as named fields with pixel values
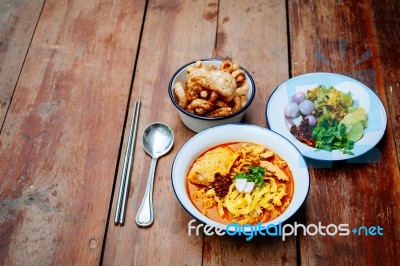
left=136, top=122, right=174, bottom=227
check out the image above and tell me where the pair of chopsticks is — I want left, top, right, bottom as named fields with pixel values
left=114, top=99, right=141, bottom=225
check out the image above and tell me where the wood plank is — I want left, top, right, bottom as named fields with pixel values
left=371, top=0, right=400, bottom=164
left=288, top=0, right=400, bottom=265
left=0, top=0, right=145, bottom=264
left=102, top=0, right=217, bottom=264
left=203, top=0, right=297, bottom=265
left=216, top=0, right=290, bottom=126
left=0, top=0, right=44, bottom=126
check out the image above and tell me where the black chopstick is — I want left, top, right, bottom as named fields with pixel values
left=114, top=99, right=141, bottom=225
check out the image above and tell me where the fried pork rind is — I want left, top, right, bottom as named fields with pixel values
left=232, top=95, right=244, bottom=113
left=173, top=60, right=250, bottom=117
left=220, top=60, right=240, bottom=73
left=209, top=91, right=219, bottom=102
left=187, top=67, right=237, bottom=101
left=173, top=82, right=188, bottom=108
left=236, top=83, right=250, bottom=96
left=199, top=90, right=209, bottom=99
left=214, top=100, right=229, bottom=108
left=207, top=107, right=232, bottom=117
left=231, top=69, right=246, bottom=87
left=187, top=99, right=213, bottom=114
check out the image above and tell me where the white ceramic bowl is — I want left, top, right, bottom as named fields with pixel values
left=171, top=124, right=310, bottom=232
left=266, top=72, right=387, bottom=161
left=168, top=59, right=256, bottom=132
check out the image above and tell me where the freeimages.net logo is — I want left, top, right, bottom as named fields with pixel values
left=188, top=219, right=384, bottom=241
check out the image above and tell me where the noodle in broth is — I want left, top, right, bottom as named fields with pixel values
left=187, top=142, right=294, bottom=225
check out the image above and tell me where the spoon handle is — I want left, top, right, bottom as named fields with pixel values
left=136, top=157, right=158, bottom=227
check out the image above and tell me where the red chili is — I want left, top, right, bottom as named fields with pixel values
left=290, top=118, right=315, bottom=147
left=213, top=173, right=232, bottom=198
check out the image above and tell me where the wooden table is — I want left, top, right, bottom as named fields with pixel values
left=1, top=0, right=399, bottom=265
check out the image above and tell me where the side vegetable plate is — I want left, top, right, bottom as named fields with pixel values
left=266, top=72, right=387, bottom=161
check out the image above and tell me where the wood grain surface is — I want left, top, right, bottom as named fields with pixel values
left=0, top=0, right=44, bottom=126
left=0, top=0, right=145, bottom=264
left=289, top=0, right=400, bottom=265
left=371, top=0, right=400, bottom=163
left=0, top=0, right=399, bottom=265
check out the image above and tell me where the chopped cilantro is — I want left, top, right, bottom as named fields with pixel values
left=234, top=166, right=265, bottom=187
left=312, top=119, right=354, bottom=155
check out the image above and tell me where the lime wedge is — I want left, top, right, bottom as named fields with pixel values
left=348, top=106, right=359, bottom=113
left=344, top=113, right=367, bottom=128
left=340, top=117, right=364, bottom=141
left=347, top=105, right=360, bottom=113
left=348, top=106, right=367, bottom=117
left=347, top=122, right=364, bottom=142
left=341, top=116, right=359, bottom=126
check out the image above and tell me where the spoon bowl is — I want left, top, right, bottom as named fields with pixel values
left=136, top=122, right=174, bottom=227
left=142, top=123, right=174, bottom=158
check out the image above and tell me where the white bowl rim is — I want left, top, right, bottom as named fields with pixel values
left=171, top=123, right=310, bottom=231
left=168, top=58, right=256, bottom=121
left=265, top=72, right=388, bottom=161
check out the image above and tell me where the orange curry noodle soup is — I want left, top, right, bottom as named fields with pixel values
left=186, top=142, right=294, bottom=225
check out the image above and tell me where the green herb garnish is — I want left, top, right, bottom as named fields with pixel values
left=312, top=119, right=355, bottom=155
left=234, top=166, right=266, bottom=187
